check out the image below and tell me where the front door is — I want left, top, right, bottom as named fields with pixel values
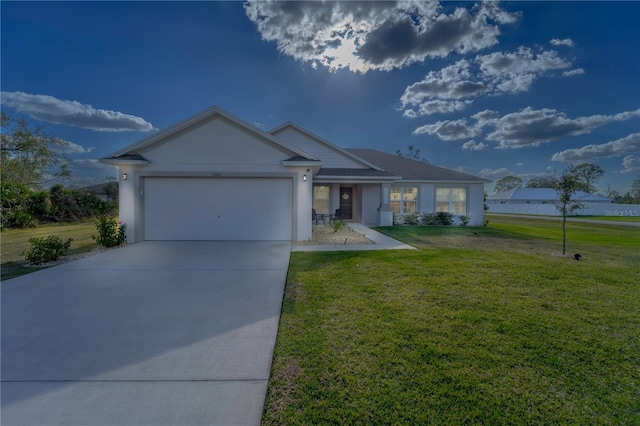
left=340, top=187, right=353, bottom=220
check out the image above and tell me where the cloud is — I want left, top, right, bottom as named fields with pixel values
left=478, top=167, right=511, bottom=179
left=480, top=107, right=640, bottom=149
left=462, top=140, right=488, bottom=150
left=402, top=46, right=575, bottom=117
left=413, top=118, right=481, bottom=140
left=551, top=133, right=640, bottom=162
left=516, top=162, right=525, bottom=166
left=244, top=1, right=520, bottom=73
left=69, top=158, right=117, bottom=172
left=51, top=137, right=93, bottom=154
left=551, top=38, right=574, bottom=47
left=1, top=91, right=156, bottom=132
left=620, top=155, right=640, bottom=174
left=563, top=68, right=585, bottom=77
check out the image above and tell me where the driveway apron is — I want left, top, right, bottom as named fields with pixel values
left=1, top=241, right=291, bottom=426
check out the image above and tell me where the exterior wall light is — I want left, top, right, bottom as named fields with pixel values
left=303, top=174, right=307, bottom=181
left=122, top=173, right=128, bottom=180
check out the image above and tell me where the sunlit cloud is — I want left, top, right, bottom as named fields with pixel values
left=1, top=91, right=156, bottom=132
left=244, top=1, right=520, bottom=73
left=551, top=133, right=640, bottom=162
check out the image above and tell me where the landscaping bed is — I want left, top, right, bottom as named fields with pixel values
left=292, top=224, right=373, bottom=246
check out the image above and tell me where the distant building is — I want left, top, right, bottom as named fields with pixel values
left=486, top=187, right=624, bottom=216
left=487, top=187, right=612, bottom=205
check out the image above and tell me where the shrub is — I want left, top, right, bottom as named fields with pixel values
left=460, top=214, right=472, bottom=226
left=94, top=216, right=127, bottom=247
left=420, top=212, right=438, bottom=225
left=435, top=212, right=454, bottom=225
left=393, top=213, right=403, bottom=225
left=329, top=220, right=346, bottom=233
left=6, top=206, right=37, bottom=228
left=24, top=235, right=73, bottom=264
left=403, top=213, right=419, bottom=225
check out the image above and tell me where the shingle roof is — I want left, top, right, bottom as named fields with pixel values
left=346, top=149, right=491, bottom=182
left=316, top=168, right=397, bottom=177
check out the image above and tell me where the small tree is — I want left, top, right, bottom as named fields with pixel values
left=554, top=172, right=583, bottom=255
left=396, top=145, right=428, bottom=163
left=631, top=176, right=640, bottom=203
left=526, top=175, right=557, bottom=188
left=494, top=175, right=522, bottom=193
left=570, top=162, right=604, bottom=193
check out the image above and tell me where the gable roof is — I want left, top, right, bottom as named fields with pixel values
left=270, top=122, right=383, bottom=171
left=101, top=106, right=317, bottom=163
left=488, top=187, right=612, bottom=202
left=347, top=149, right=491, bottom=182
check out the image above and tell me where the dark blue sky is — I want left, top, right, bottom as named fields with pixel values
left=2, top=1, right=639, bottom=192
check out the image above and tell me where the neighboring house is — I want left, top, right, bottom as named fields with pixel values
left=101, top=106, right=490, bottom=242
left=487, top=188, right=612, bottom=204
left=486, top=187, right=624, bottom=216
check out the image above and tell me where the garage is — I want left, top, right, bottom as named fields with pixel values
left=144, top=177, right=292, bottom=240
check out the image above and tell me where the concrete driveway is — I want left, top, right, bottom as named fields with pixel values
left=1, top=241, right=291, bottom=426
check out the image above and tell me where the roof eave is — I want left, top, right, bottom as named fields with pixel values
left=281, top=160, right=322, bottom=167
left=100, top=158, right=150, bottom=166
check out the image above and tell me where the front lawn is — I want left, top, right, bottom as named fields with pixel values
left=263, top=217, right=639, bottom=424
left=1, top=221, right=99, bottom=280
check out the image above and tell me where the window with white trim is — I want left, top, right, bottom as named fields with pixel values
left=436, top=188, right=467, bottom=214
left=390, top=187, right=418, bottom=214
left=313, top=185, right=330, bottom=214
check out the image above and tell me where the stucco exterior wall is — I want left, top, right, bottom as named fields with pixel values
left=116, top=116, right=314, bottom=243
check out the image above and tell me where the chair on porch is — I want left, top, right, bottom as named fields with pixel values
left=312, top=209, right=326, bottom=225
left=329, top=209, right=343, bottom=223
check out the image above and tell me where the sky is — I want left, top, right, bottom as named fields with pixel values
left=1, top=1, right=639, bottom=193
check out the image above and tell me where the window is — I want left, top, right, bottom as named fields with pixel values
left=390, top=187, right=418, bottom=214
left=436, top=188, right=467, bottom=214
left=313, top=185, right=330, bottom=214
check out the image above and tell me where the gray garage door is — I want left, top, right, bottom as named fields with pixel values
left=144, top=177, right=292, bottom=240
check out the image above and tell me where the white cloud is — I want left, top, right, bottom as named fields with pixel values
left=620, top=155, right=640, bottom=174
left=244, top=1, right=520, bottom=73
left=551, top=133, right=640, bottom=162
left=516, top=162, right=525, bottom=166
left=563, top=68, right=585, bottom=77
left=51, top=137, right=93, bottom=154
left=481, top=107, right=640, bottom=149
left=413, top=118, right=481, bottom=140
left=551, top=38, right=574, bottom=47
left=453, top=165, right=470, bottom=173
left=402, top=46, right=575, bottom=117
left=1, top=91, right=156, bottom=132
left=478, top=167, right=511, bottom=179
left=69, top=159, right=117, bottom=172
left=462, top=140, right=488, bottom=150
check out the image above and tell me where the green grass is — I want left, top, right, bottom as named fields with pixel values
left=1, top=221, right=99, bottom=280
left=577, top=215, right=640, bottom=222
left=263, top=217, right=640, bottom=425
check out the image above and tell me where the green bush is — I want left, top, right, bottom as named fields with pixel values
left=24, top=235, right=73, bottom=264
left=435, top=212, right=454, bottom=225
left=402, top=213, right=419, bottom=225
left=460, top=214, right=472, bottom=226
left=420, top=212, right=438, bottom=225
left=329, top=220, right=346, bottom=233
left=6, top=206, right=37, bottom=228
left=94, top=216, right=127, bottom=247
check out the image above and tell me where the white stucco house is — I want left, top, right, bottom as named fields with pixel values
left=101, top=106, right=490, bottom=242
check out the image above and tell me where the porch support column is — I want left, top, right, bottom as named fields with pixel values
left=377, top=183, right=393, bottom=226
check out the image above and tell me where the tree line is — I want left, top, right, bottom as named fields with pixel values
left=1, top=112, right=117, bottom=228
